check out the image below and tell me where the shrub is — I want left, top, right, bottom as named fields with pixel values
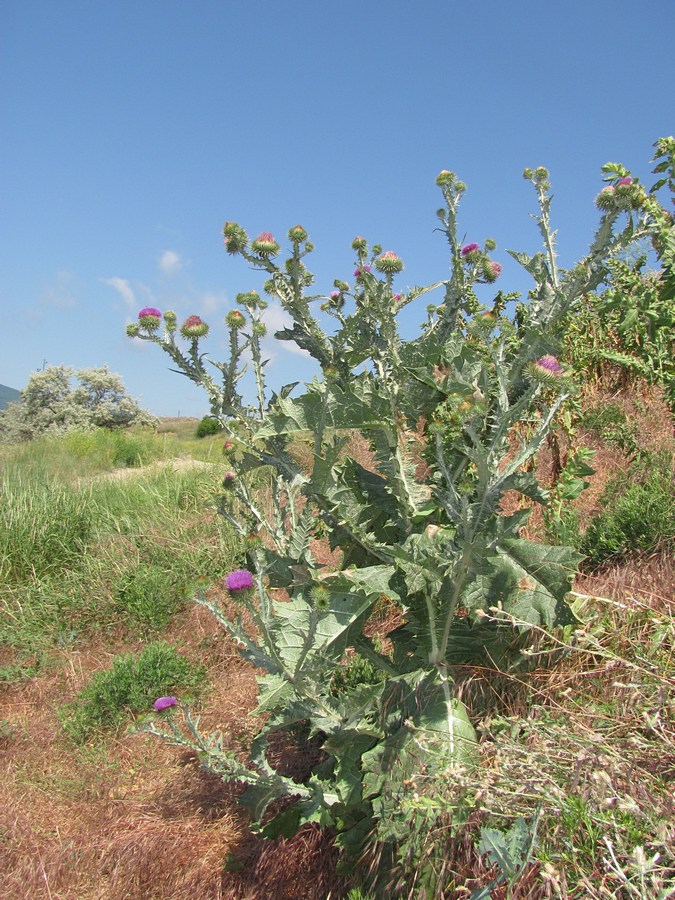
left=0, top=365, right=157, bottom=443
left=581, top=452, right=675, bottom=567
left=196, top=415, right=222, bottom=438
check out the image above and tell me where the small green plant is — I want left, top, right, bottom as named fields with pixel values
left=60, top=641, right=205, bottom=742
left=472, top=813, right=541, bottom=899
left=581, top=452, right=674, bottom=567
left=196, top=415, right=222, bottom=438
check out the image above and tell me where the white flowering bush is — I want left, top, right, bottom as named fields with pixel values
left=130, top=160, right=656, bottom=855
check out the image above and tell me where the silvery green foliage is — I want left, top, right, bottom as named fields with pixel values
left=0, top=365, right=157, bottom=442
left=133, top=169, right=648, bottom=852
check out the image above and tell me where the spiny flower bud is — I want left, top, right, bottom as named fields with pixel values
left=222, top=471, right=236, bottom=489
left=163, top=310, right=177, bottom=331
left=137, top=307, right=162, bottom=330
left=484, top=238, right=497, bottom=252
left=435, top=170, right=455, bottom=186
left=375, top=250, right=404, bottom=275
left=180, top=315, right=209, bottom=339
left=595, top=185, right=616, bottom=210
left=288, top=224, right=308, bottom=243
left=333, top=279, right=349, bottom=292
left=126, top=322, right=140, bottom=337
left=252, top=321, right=267, bottom=337
left=222, top=440, right=235, bottom=455
left=481, top=259, right=502, bottom=283
left=223, top=221, right=248, bottom=255
left=226, top=309, right=247, bottom=329
left=251, top=231, right=280, bottom=257
left=310, top=586, right=330, bottom=611
left=351, top=236, right=368, bottom=252
left=522, top=168, right=534, bottom=180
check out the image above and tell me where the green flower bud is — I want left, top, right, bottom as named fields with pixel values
left=288, top=224, right=308, bottom=243
left=252, top=321, right=267, bottom=337
left=375, top=250, right=404, bottom=275
left=484, top=238, right=497, bottom=252
left=226, top=309, right=247, bottom=329
left=180, top=315, right=209, bottom=339
left=310, top=586, right=330, bottom=611
left=351, top=236, right=368, bottom=252
left=251, top=231, right=280, bottom=257
left=163, top=310, right=177, bottom=332
left=126, top=322, right=140, bottom=337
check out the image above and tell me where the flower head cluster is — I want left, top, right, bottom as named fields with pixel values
left=251, top=231, right=280, bottom=257
left=153, top=696, right=178, bottom=711
left=595, top=177, right=645, bottom=212
left=180, top=315, right=209, bottom=339
left=226, top=569, right=255, bottom=592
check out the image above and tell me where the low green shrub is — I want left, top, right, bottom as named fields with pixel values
left=60, top=641, right=205, bottom=742
left=196, top=415, right=222, bottom=438
left=581, top=452, right=675, bottom=567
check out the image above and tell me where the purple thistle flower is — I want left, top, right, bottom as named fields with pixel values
left=222, top=470, right=236, bottom=489
left=617, top=177, right=633, bottom=186
left=354, top=265, right=372, bottom=277
left=226, top=569, right=255, bottom=592
left=153, top=696, right=178, bottom=711
left=138, top=307, right=162, bottom=319
left=536, top=355, right=563, bottom=374
left=461, top=243, right=480, bottom=257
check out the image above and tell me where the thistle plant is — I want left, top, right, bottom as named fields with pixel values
left=128, top=160, right=654, bottom=855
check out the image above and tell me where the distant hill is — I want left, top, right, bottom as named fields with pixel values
left=0, top=384, right=21, bottom=411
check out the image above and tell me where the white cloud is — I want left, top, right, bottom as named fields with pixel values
left=199, top=291, right=227, bottom=316
left=41, top=270, right=77, bottom=309
left=261, top=301, right=310, bottom=358
left=158, top=250, right=182, bottom=276
left=103, top=277, right=135, bottom=308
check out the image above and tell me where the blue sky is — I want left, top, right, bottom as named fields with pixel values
left=2, top=0, right=673, bottom=417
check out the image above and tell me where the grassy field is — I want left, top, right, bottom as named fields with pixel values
left=0, top=404, right=673, bottom=898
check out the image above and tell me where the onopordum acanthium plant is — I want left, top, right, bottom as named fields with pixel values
left=128, top=162, right=654, bottom=853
